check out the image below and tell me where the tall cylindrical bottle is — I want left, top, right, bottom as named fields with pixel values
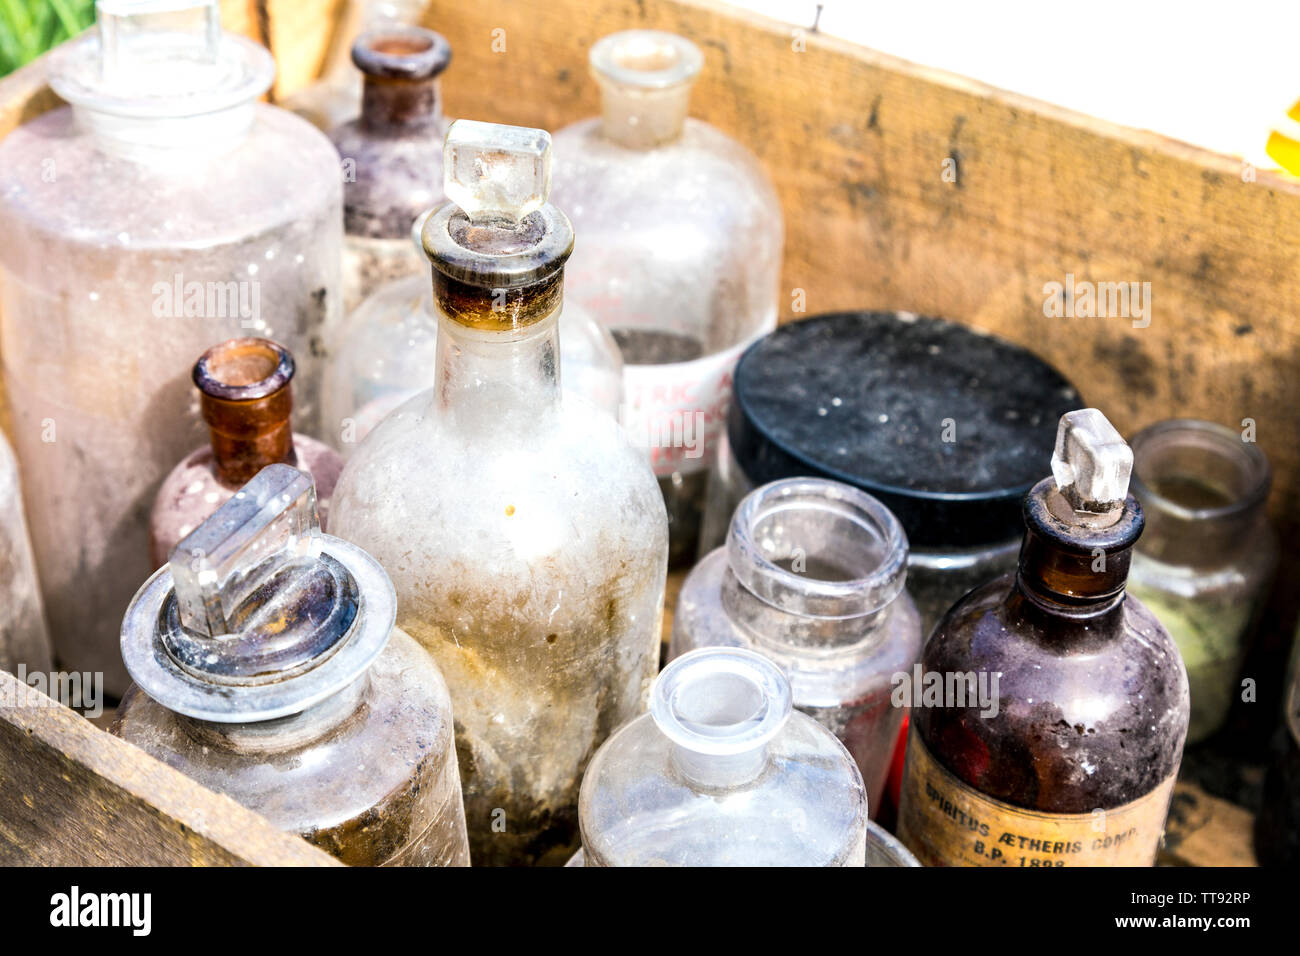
left=550, top=30, right=783, bottom=566
left=329, top=120, right=669, bottom=866
left=0, top=0, right=342, bottom=692
left=897, top=409, right=1189, bottom=866
left=0, top=431, right=51, bottom=676
left=116, top=465, right=469, bottom=867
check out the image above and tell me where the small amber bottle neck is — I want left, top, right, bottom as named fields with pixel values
left=352, top=27, right=450, bottom=134
left=1014, top=478, right=1144, bottom=620
left=195, top=338, right=298, bottom=487
left=360, top=76, right=442, bottom=132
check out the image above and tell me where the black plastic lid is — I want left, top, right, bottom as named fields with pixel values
left=728, top=311, right=1084, bottom=549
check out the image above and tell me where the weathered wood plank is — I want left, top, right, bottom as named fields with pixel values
left=0, top=670, right=339, bottom=866
left=1161, top=780, right=1258, bottom=867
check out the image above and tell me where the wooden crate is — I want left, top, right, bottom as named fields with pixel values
left=0, top=0, right=1285, bottom=865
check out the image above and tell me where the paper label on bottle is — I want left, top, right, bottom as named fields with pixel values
left=621, top=337, right=753, bottom=478
left=896, top=729, right=1176, bottom=867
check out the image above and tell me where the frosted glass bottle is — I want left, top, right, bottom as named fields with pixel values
left=670, top=477, right=922, bottom=815
left=329, top=121, right=669, bottom=866
left=327, top=26, right=452, bottom=311
left=578, top=647, right=868, bottom=866
left=550, top=30, right=783, bottom=566
left=0, top=0, right=342, bottom=692
left=116, top=465, right=469, bottom=867
left=282, top=0, right=428, bottom=131
left=323, top=215, right=623, bottom=450
left=0, top=431, right=51, bottom=676
left=150, top=338, right=343, bottom=567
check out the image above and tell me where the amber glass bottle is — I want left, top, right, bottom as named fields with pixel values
left=149, top=338, right=342, bottom=568
left=897, top=409, right=1189, bottom=866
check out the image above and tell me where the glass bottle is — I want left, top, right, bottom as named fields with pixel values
left=282, top=0, right=427, bottom=132
left=577, top=647, right=867, bottom=866
left=1255, top=625, right=1300, bottom=866
left=550, top=30, right=784, bottom=567
left=329, top=120, right=669, bottom=866
left=322, top=213, right=623, bottom=450
left=670, top=477, right=922, bottom=815
left=150, top=338, right=343, bottom=568
left=897, top=409, right=1190, bottom=867
left=0, top=431, right=51, bottom=676
left=115, top=464, right=469, bottom=867
left=1124, top=419, right=1276, bottom=744
left=699, top=310, right=1084, bottom=637
left=327, top=26, right=452, bottom=312
left=0, top=0, right=342, bottom=693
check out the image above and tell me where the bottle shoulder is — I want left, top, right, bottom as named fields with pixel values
left=330, top=120, right=445, bottom=238
left=915, top=574, right=1190, bottom=812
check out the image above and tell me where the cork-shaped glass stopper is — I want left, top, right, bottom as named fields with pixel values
left=444, top=119, right=552, bottom=225
left=1050, top=408, right=1133, bottom=527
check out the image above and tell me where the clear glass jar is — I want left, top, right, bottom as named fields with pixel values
left=150, top=338, right=343, bottom=567
left=1125, top=419, right=1276, bottom=744
left=0, top=0, right=342, bottom=693
left=550, top=30, right=783, bottom=567
left=0, top=431, right=51, bottom=676
left=329, top=121, right=668, bottom=866
left=322, top=218, right=623, bottom=450
left=327, top=26, right=452, bottom=312
left=898, top=410, right=1189, bottom=867
left=671, top=478, right=922, bottom=814
left=699, top=311, right=1083, bottom=637
left=282, top=0, right=427, bottom=132
left=115, top=464, right=469, bottom=867
left=578, top=647, right=867, bottom=866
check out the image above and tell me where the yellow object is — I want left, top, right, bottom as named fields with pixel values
left=1266, top=98, right=1300, bottom=175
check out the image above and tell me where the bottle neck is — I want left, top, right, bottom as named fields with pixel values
left=721, top=478, right=910, bottom=653
left=195, top=338, right=298, bottom=487
left=360, top=76, right=443, bottom=133
left=1013, top=478, right=1143, bottom=624
left=597, top=79, right=691, bottom=148
left=430, top=295, right=563, bottom=414
left=73, top=104, right=256, bottom=162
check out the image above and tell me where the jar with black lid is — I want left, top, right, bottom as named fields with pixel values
left=699, top=310, right=1084, bottom=635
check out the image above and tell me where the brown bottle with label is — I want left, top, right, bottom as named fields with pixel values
left=897, top=409, right=1189, bottom=867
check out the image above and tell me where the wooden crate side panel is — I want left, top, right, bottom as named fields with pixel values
left=0, top=671, right=339, bottom=866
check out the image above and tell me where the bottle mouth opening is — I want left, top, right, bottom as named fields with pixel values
left=728, top=478, right=909, bottom=617
left=194, top=338, right=294, bottom=401
left=1129, top=419, right=1270, bottom=521
left=590, top=30, right=703, bottom=90
left=353, top=26, right=451, bottom=79
left=651, top=648, right=791, bottom=756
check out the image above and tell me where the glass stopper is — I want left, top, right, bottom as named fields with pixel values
left=443, top=119, right=552, bottom=225
left=1051, top=408, right=1133, bottom=520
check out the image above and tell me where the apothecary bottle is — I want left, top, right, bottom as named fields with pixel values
left=700, top=311, right=1084, bottom=637
left=897, top=410, right=1189, bottom=867
left=323, top=215, right=623, bottom=449
left=550, top=30, right=783, bottom=566
left=0, top=431, right=51, bottom=676
left=282, top=0, right=427, bottom=131
left=670, top=477, right=922, bottom=814
left=151, top=338, right=343, bottom=567
left=115, top=465, right=469, bottom=867
left=0, top=0, right=342, bottom=693
left=327, top=26, right=452, bottom=311
left=1124, top=419, right=1276, bottom=744
left=329, top=121, right=669, bottom=866
left=578, top=647, right=867, bottom=866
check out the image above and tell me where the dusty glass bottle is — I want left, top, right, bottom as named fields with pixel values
left=1125, top=419, right=1275, bottom=744
left=897, top=409, right=1190, bottom=867
left=328, top=26, right=452, bottom=311
left=151, top=338, right=343, bottom=567
left=329, top=120, right=669, bottom=866
left=550, top=30, right=783, bottom=566
left=699, top=311, right=1084, bottom=637
left=671, top=477, right=922, bottom=815
left=283, top=0, right=427, bottom=131
left=0, top=0, right=342, bottom=693
left=578, top=647, right=867, bottom=866
left=115, top=464, right=469, bottom=866
left=323, top=213, right=623, bottom=449
left=0, top=431, right=51, bottom=676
